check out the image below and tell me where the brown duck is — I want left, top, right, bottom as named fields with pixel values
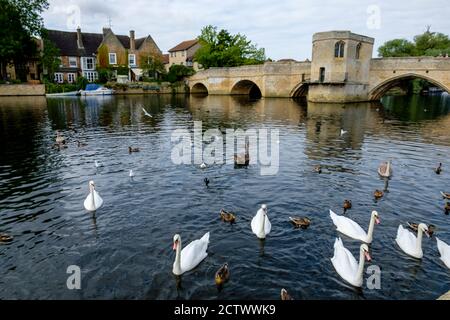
left=280, top=288, right=293, bottom=300
left=0, top=233, right=13, bottom=243
left=313, top=165, right=322, bottom=174
left=129, top=146, right=140, bottom=153
left=374, top=190, right=384, bottom=199
left=343, top=200, right=352, bottom=213
left=215, top=263, right=230, bottom=288
left=407, top=222, right=436, bottom=236
left=289, top=216, right=311, bottom=229
left=220, top=209, right=236, bottom=223
left=440, top=192, right=450, bottom=200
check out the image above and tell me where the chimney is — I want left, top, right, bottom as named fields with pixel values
left=76, top=26, right=84, bottom=49
left=103, top=27, right=111, bottom=39
left=130, top=30, right=135, bottom=51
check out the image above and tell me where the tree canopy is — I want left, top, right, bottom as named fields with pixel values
left=194, top=25, right=266, bottom=69
left=0, top=0, right=49, bottom=79
left=378, top=27, right=450, bottom=57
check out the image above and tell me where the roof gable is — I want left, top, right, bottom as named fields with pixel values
left=168, top=39, right=199, bottom=52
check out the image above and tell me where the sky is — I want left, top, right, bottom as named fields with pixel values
left=42, top=0, right=450, bottom=60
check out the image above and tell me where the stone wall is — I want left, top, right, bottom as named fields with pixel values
left=0, top=84, right=45, bottom=96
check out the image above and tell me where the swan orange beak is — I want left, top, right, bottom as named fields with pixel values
left=364, top=252, right=372, bottom=262
left=172, top=241, right=177, bottom=251
left=375, top=218, right=381, bottom=225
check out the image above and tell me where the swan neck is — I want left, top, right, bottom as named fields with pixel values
left=356, top=249, right=366, bottom=283
left=90, top=187, right=96, bottom=209
left=174, top=240, right=182, bottom=274
left=259, top=212, right=266, bottom=236
left=416, top=228, right=424, bottom=251
left=367, top=215, right=376, bottom=242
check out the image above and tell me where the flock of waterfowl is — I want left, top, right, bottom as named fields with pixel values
left=1, top=114, right=449, bottom=300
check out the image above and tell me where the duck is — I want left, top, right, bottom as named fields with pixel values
left=280, top=288, right=294, bottom=300
left=395, top=223, right=429, bottom=259
left=445, top=202, right=450, bottom=214
left=172, top=232, right=209, bottom=276
left=330, top=210, right=380, bottom=244
left=55, top=131, right=66, bottom=144
left=251, top=204, right=271, bottom=239
left=234, top=141, right=250, bottom=166
left=289, top=216, right=311, bottom=229
left=374, top=190, right=384, bottom=199
left=204, top=178, right=210, bottom=187
left=407, top=222, right=435, bottom=237
left=220, top=209, right=236, bottom=223
left=128, top=146, right=140, bottom=153
left=378, top=160, right=393, bottom=178
left=331, top=238, right=371, bottom=288
left=0, top=233, right=13, bottom=243
left=435, top=163, right=442, bottom=174
left=83, top=180, right=103, bottom=212
left=76, top=140, right=87, bottom=147
left=343, top=200, right=352, bottom=213
left=436, top=238, right=450, bottom=269
left=313, top=165, right=322, bottom=174
left=215, top=263, right=230, bottom=288
left=440, top=191, right=450, bottom=199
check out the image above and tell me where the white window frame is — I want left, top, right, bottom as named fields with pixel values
left=81, top=57, right=95, bottom=70
left=69, top=57, right=77, bottom=68
left=128, top=54, right=136, bottom=66
left=83, top=71, right=98, bottom=82
left=54, top=72, right=64, bottom=83
left=67, top=73, right=76, bottom=83
left=109, top=53, right=117, bottom=65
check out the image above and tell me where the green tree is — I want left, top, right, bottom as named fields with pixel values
left=0, top=0, right=49, bottom=79
left=378, top=27, right=450, bottom=57
left=40, top=30, right=61, bottom=80
left=166, top=64, right=195, bottom=83
left=195, top=25, right=266, bottom=69
left=140, top=55, right=166, bottom=80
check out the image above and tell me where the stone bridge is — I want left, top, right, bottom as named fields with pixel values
left=188, top=31, right=450, bottom=102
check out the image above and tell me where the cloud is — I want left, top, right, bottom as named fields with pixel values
left=42, top=0, right=450, bottom=60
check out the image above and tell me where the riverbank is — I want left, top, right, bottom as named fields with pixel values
left=0, top=84, right=45, bottom=96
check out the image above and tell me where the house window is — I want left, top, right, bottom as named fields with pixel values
left=54, top=72, right=64, bottom=83
left=67, top=73, right=76, bottom=83
left=334, top=41, right=345, bottom=58
left=128, top=54, right=136, bottom=66
left=319, top=67, right=325, bottom=83
left=69, top=57, right=77, bottom=68
left=83, top=71, right=98, bottom=82
left=82, top=57, right=95, bottom=70
left=109, top=53, right=117, bottom=65
left=356, top=43, right=362, bottom=59
left=182, top=51, right=185, bottom=57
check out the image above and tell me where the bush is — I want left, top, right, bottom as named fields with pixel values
left=166, top=65, right=195, bottom=83
left=45, top=82, right=78, bottom=94
left=76, top=76, right=88, bottom=90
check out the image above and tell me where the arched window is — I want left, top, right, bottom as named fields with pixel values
left=356, top=43, right=362, bottom=59
left=334, top=41, right=345, bottom=58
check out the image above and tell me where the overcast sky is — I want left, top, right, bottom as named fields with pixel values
left=42, top=0, right=450, bottom=60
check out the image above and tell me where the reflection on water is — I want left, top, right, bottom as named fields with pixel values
left=0, top=93, right=449, bottom=299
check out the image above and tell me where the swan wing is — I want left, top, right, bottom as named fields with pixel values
left=251, top=209, right=263, bottom=235
left=331, top=238, right=358, bottom=283
left=93, top=190, right=103, bottom=209
left=396, top=225, right=416, bottom=253
left=180, top=232, right=209, bottom=273
left=83, top=194, right=94, bottom=211
left=264, top=215, right=271, bottom=235
left=330, top=210, right=367, bottom=241
left=436, top=238, right=450, bottom=268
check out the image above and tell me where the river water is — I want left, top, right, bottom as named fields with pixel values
left=0, top=93, right=449, bottom=299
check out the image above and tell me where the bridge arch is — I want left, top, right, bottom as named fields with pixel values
left=191, top=82, right=209, bottom=94
left=230, top=80, right=262, bottom=99
left=290, top=83, right=309, bottom=98
left=369, top=73, right=450, bottom=100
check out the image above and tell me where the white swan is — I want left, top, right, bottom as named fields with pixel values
left=378, top=160, right=392, bottom=178
left=200, top=162, right=207, bottom=169
left=129, top=169, right=135, bottom=177
left=340, top=129, right=347, bottom=136
left=395, top=224, right=429, bottom=259
left=331, top=238, right=371, bottom=287
left=172, top=232, right=209, bottom=275
left=251, top=204, right=271, bottom=239
left=142, top=107, right=153, bottom=118
left=83, top=180, right=103, bottom=211
left=330, top=210, right=380, bottom=244
left=436, top=238, right=450, bottom=269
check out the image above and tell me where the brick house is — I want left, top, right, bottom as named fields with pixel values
left=46, top=27, right=162, bottom=83
left=167, top=39, right=201, bottom=71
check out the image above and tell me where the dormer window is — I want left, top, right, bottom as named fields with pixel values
left=334, top=41, right=345, bottom=58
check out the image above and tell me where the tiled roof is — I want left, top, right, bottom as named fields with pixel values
left=168, top=39, right=198, bottom=52
left=162, top=54, right=169, bottom=64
